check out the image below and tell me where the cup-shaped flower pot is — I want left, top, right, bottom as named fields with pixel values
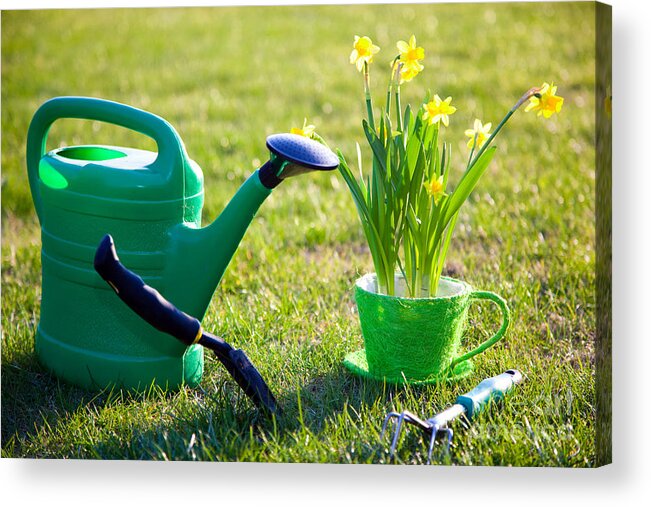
left=343, top=273, right=510, bottom=384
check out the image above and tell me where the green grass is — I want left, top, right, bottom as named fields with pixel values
left=2, top=2, right=597, bottom=465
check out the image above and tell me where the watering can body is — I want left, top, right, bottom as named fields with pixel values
left=27, top=97, right=272, bottom=391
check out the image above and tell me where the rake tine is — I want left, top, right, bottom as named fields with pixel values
left=383, top=410, right=436, bottom=460
left=426, top=427, right=454, bottom=464
left=381, top=412, right=405, bottom=460
left=381, top=411, right=401, bottom=440
left=426, top=429, right=438, bottom=464
left=389, top=412, right=407, bottom=458
left=443, top=428, right=453, bottom=454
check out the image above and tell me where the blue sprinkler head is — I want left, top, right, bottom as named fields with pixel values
left=259, top=133, right=339, bottom=188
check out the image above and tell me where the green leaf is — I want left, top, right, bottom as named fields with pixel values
left=337, top=152, right=392, bottom=287
left=441, top=142, right=450, bottom=187
left=403, top=104, right=413, bottom=140
left=362, top=119, right=388, bottom=177
left=355, top=142, right=366, bottom=198
left=440, top=146, right=497, bottom=227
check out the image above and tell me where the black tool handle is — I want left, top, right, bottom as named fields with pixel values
left=200, top=334, right=279, bottom=414
left=94, top=234, right=201, bottom=346
left=94, top=234, right=281, bottom=415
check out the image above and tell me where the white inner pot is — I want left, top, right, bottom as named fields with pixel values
left=356, top=273, right=466, bottom=298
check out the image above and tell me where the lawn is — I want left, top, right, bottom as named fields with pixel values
left=2, top=2, right=598, bottom=465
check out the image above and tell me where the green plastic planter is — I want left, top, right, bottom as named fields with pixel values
left=344, top=273, right=511, bottom=384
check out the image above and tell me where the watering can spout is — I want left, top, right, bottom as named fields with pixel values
left=165, top=133, right=340, bottom=319
left=164, top=170, right=271, bottom=319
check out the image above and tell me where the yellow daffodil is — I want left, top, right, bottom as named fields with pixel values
left=464, top=119, right=492, bottom=149
left=399, top=65, right=421, bottom=84
left=397, top=35, right=425, bottom=83
left=423, top=175, right=446, bottom=203
left=525, top=81, right=564, bottom=118
left=350, top=35, right=380, bottom=72
left=290, top=119, right=316, bottom=138
left=423, top=95, right=457, bottom=127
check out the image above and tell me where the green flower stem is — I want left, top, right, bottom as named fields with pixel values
left=467, top=88, right=539, bottom=170
left=394, top=61, right=404, bottom=132
left=467, top=108, right=513, bottom=170
left=363, top=62, right=375, bottom=130
left=386, top=57, right=400, bottom=118
left=365, top=95, right=375, bottom=131
left=432, top=210, right=459, bottom=294
left=465, top=132, right=479, bottom=171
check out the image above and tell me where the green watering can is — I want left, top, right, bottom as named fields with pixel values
left=27, top=96, right=339, bottom=391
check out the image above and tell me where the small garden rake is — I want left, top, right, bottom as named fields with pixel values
left=381, top=369, right=523, bottom=463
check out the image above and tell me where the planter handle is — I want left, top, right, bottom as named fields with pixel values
left=448, top=290, right=510, bottom=371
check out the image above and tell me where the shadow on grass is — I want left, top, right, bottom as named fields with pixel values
left=267, top=366, right=464, bottom=465
left=78, top=366, right=392, bottom=461
left=3, top=347, right=448, bottom=463
left=1, top=348, right=223, bottom=459
left=1, top=349, right=107, bottom=456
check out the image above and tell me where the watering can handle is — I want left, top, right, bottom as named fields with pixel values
left=26, top=96, right=187, bottom=220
